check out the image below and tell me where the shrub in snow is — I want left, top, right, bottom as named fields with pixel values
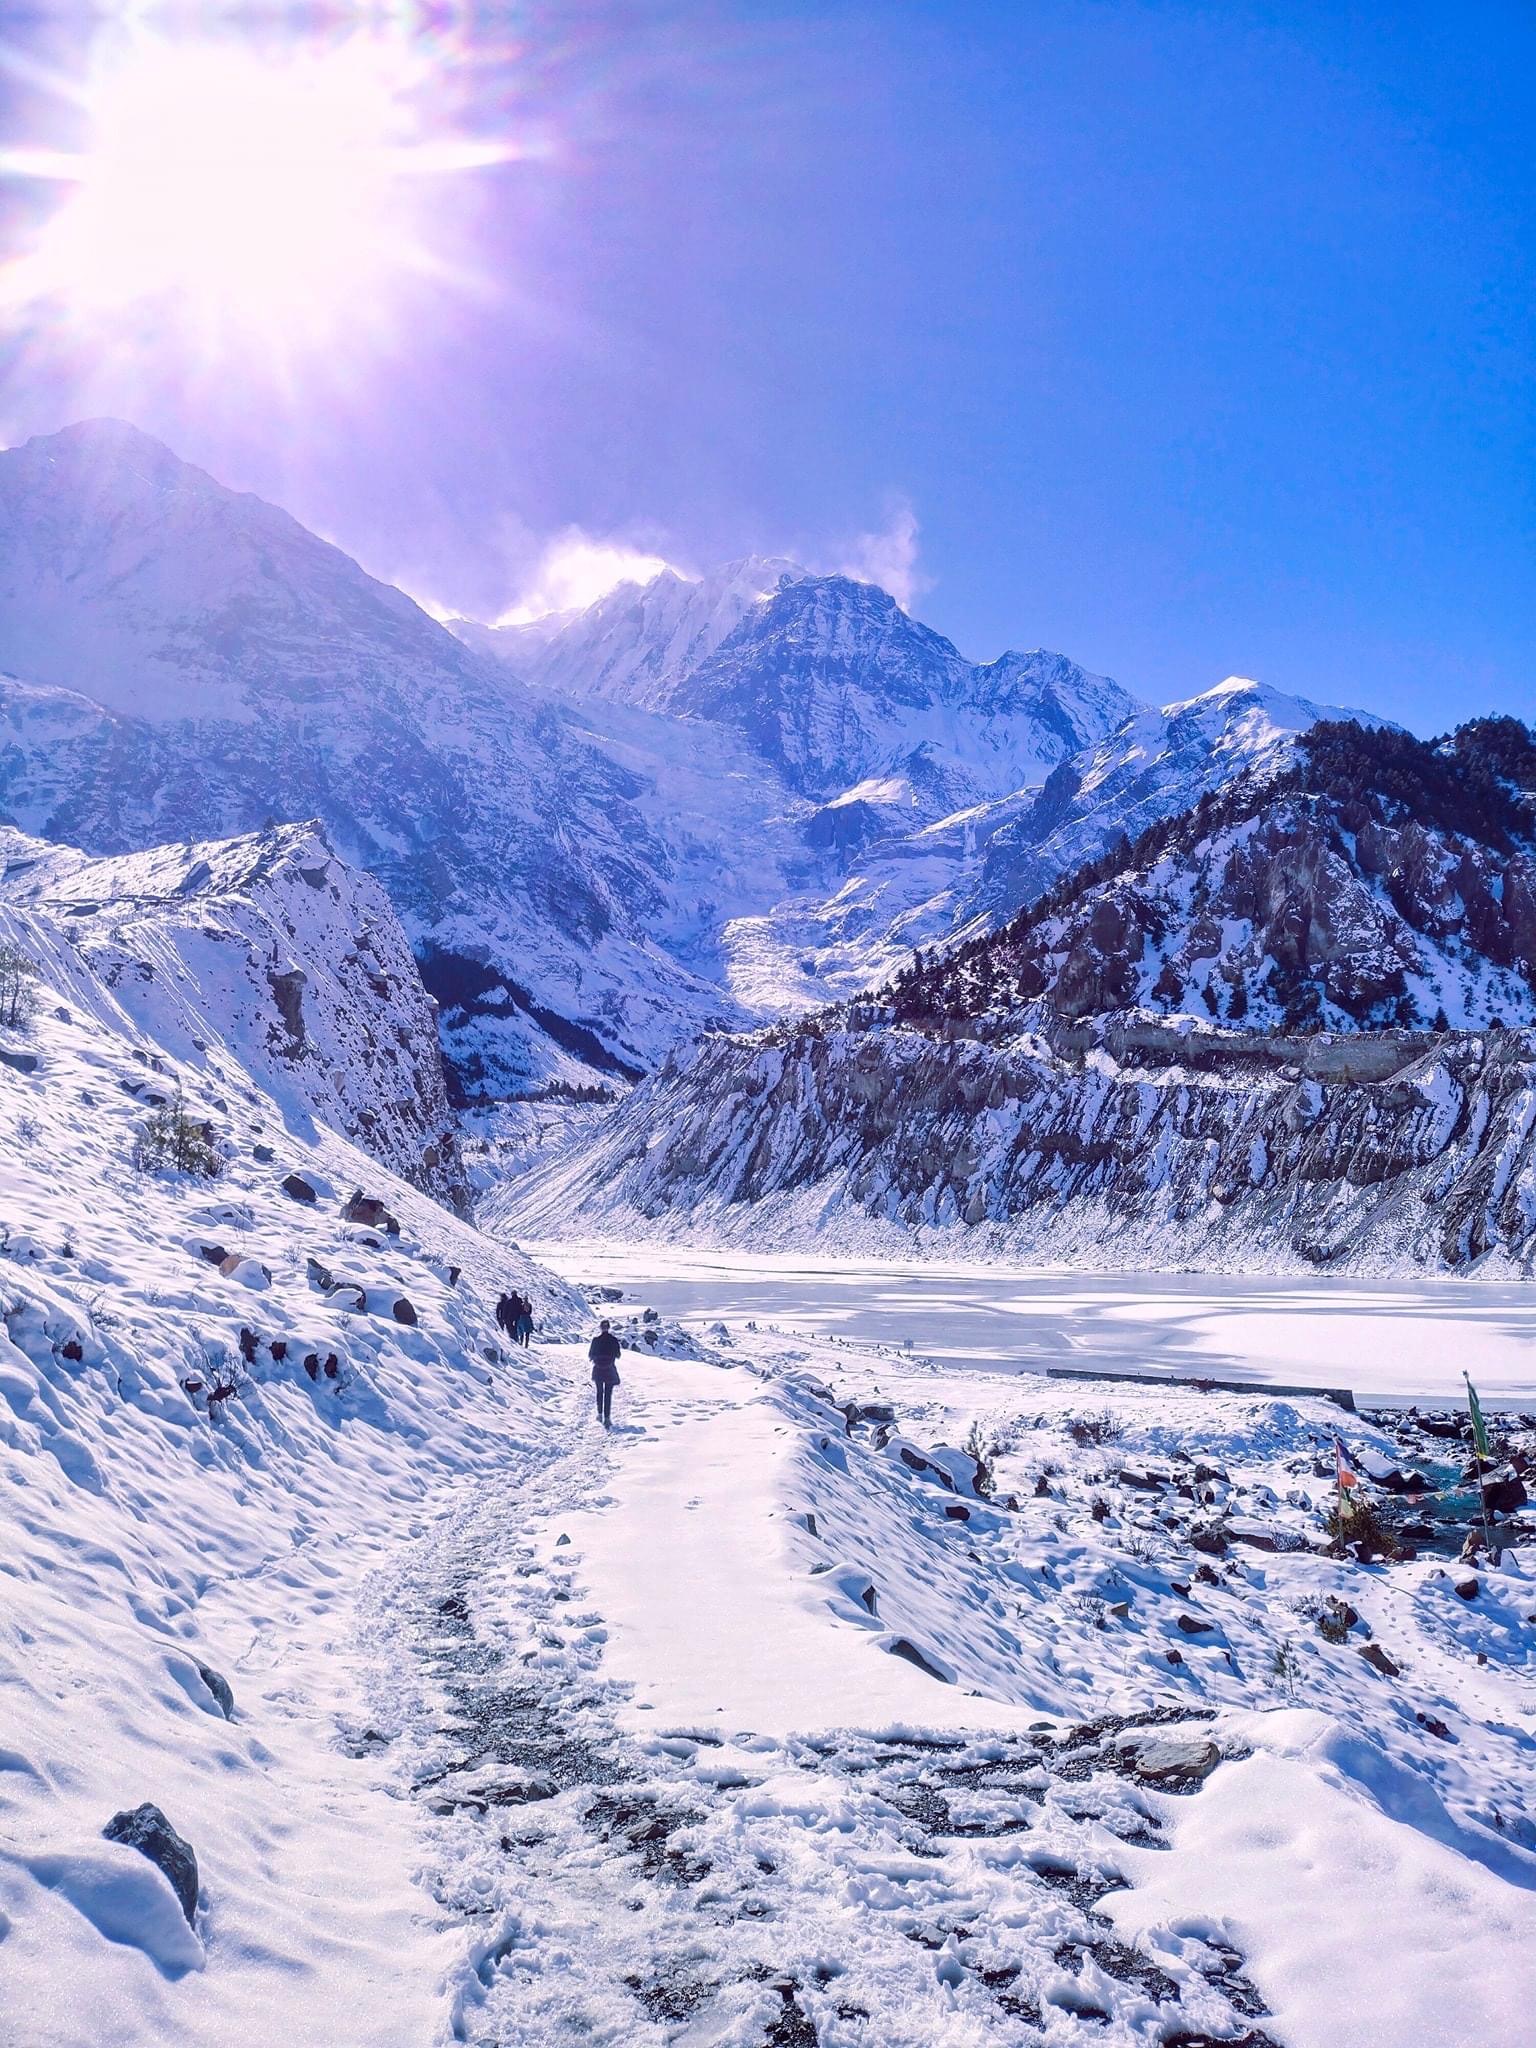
left=1325, top=1492, right=1398, bottom=1560
left=133, top=1090, right=222, bottom=1179
left=1066, top=1411, right=1123, bottom=1448
left=0, top=938, right=41, bottom=1029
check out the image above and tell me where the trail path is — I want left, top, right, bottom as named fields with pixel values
left=360, top=1344, right=1280, bottom=2048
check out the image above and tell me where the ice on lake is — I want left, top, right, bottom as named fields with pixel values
left=529, top=1243, right=1536, bottom=1404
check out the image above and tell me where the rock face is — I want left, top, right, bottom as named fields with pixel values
left=0, top=819, right=468, bottom=1207
left=102, top=1803, right=199, bottom=1925
left=495, top=1015, right=1536, bottom=1276
left=672, top=575, right=1140, bottom=811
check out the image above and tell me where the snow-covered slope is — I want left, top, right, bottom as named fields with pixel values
left=975, top=675, right=1380, bottom=918
left=901, top=715, right=1536, bottom=1035
left=0, top=819, right=467, bottom=1203
left=0, top=853, right=586, bottom=2042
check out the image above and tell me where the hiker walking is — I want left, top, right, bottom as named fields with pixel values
left=494, top=1290, right=520, bottom=1344
left=588, top=1319, right=622, bottom=1427
left=514, top=1293, right=535, bottom=1347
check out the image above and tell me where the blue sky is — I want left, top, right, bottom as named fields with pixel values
left=3, top=2, right=1532, bottom=731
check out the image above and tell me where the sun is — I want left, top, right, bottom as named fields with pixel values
left=2, top=34, right=515, bottom=365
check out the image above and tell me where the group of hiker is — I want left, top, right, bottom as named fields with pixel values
left=493, top=1286, right=625, bottom=1428
left=494, top=1289, right=535, bottom=1347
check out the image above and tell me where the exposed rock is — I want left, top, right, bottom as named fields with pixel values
left=391, top=1297, right=418, bottom=1326
left=1357, top=1642, right=1400, bottom=1677
left=1116, top=1735, right=1220, bottom=1787
left=884, top=1637, right=952, bottom=1682
left=280, top=1172, right=318, bottom=1205
left=195, top=1663, right=235, bottom=1719
left=343, top=1192, right=399, bottom=1236
left=1483, top=1472, right=1528, bottom=1516
left=217, top=1253, right=271, bottom=1288
left=1454, top=1575, right=1480, bottom=1600
left=102, top=1803, right=199, bottom=1925
left=1118, top=1467, right=1170, bottom=1492
left=1175, top=1614, right=1216, bottom=1635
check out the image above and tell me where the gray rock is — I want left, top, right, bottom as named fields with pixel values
left=281, top=1172, right=318, bottom=1204
left=102, top=1803, right=199, bottom=1925
left=195, top=1663, right=235, bottom=1719
left=885, top=1637, right=951, bottom=1682
left=1118, top=1735, right=1220, bottom=1785
left=391, top=1297, right=418, bottom=1326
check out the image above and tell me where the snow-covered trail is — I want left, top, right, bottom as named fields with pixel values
left=341, top=1331, right=1536, bottom=2048
left=360, top=1343, right=1283, bottom=2047
left=565, top=1350, right=1055, bottom=1737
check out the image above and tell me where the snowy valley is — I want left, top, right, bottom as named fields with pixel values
left=1, top=419, right=1534, bottom=2048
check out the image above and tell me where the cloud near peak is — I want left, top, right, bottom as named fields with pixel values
left=832, top=496, right=926, bottom=612
left=496, top=528, right=677, bottom=624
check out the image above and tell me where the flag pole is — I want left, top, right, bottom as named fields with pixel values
left=1464, top=1371, right=1500, bottom=1567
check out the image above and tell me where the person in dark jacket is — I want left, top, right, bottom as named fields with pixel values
left=495, top=1291, right=519, bottom=1343
left=588, top=1320, right=622, bottom=1426
left=514, top=1294, right=534, bottom=1347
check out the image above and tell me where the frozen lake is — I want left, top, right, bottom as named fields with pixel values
left=528, top=1242, right=1536, bottom=1405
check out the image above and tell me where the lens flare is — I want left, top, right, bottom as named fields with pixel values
left=1, top=30, right=521, bottom=372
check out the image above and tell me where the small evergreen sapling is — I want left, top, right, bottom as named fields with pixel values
left=0, top=941, right=41, bottom=1030
left=133, top=1087, right=223, bottom=1179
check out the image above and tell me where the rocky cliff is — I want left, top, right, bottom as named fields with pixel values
left=491, top=1013, right=1536, bottom=1275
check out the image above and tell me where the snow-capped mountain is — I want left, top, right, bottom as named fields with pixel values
left=0, top=422, right=747, bottom=1095
left=0, top=418, right=1390, bottom=1100
left=672, top=574, right=1143, bottom=812
left=0, top=419, right=487, bottom=726
left=500, top=713, right=1536, bottom=1271
left=457, top=555, right=804, bottom=709
left=0, top=819, right=469, bottom=1203
left=903, top=716, right=1536, bottom=1034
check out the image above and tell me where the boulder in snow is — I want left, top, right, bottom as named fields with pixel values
left=102, top=1803, right=199, bottom=1926
left=195, top=1663, right=235, bottom=1719
left=1116, top=1735, right=1220, bottom=1787
left=280, top=1172, right=318, bottom=1205
left=342, top=1191, right=399, bottom=1235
